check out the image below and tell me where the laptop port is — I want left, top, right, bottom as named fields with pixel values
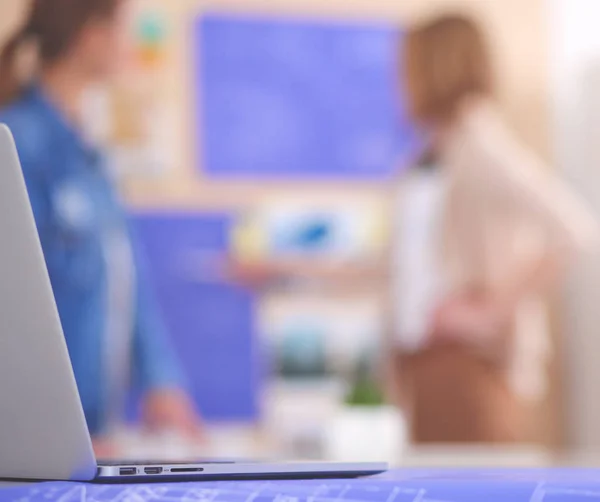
left=144, top=467, right=163, bottom=475
left=119, top=467, right=137, bottom=476
left=170, top=467, right=204, bottom=473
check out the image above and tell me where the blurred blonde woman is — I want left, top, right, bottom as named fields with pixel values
left=392, top=14, right=598, bottom=443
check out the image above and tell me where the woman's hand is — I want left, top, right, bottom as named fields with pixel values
left=431, top=291, right=510, bottom=346
left=225, top=260, right=276, bottom=288
left=92, top=437, right=119, bottom=459
left=141, top=389, right=205, bottom=443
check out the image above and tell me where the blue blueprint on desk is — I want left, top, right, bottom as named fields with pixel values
left=6, top=469, right=600, bottom=502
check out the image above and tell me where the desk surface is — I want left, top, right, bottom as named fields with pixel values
left=4, top=469, right=600, bottom=502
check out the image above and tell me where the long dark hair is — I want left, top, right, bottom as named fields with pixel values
left=0, top=0, right=121, bottom=105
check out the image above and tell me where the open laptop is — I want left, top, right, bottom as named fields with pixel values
left=0, top=125, right=387, bottom=482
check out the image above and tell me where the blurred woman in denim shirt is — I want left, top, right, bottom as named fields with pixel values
left=0, top=0, right=202, bottom=453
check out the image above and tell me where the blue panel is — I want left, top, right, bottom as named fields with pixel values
left=195, top=14, right=421, bottom=179
left=130, top=212, right=259, bottom=422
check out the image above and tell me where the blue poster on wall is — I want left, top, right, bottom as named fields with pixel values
left=130, top=213, right=260, bottom=422
left=195, top=13, right=420, bottom=179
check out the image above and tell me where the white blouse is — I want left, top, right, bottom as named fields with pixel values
left=391, top=98, right=598, bottom=402
left=392, top=167, right=447, bottom=353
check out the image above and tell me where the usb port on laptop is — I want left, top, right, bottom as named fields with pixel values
left=144, top=467, right=163, bottom=475
left=119, top=467, right=137, bottom=476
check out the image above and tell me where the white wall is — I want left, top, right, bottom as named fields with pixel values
left=550, top=0, right=600, bottom=451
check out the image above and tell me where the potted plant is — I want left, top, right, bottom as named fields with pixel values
left=325, top=349, right=407, bottom=463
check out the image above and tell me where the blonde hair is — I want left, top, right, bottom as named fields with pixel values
left=403, top=14, right=493, bottom=125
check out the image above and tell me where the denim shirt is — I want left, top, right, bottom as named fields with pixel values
left=0, top=87, right=183, bottom=435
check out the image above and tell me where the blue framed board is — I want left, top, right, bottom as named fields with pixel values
left=195, top=13, right=421, bottom=179
left=129, top=212, right=260, bottom=422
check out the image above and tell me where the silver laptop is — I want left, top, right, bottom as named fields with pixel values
left=0, top=125, right=387, bottom=482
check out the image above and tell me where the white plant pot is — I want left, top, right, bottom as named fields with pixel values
left=325, top=405, right=407, bottom=465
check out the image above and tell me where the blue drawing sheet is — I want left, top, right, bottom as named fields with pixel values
left=195, top=14, right=421, bottom=179
left=7, top=469, right=600, bottom=502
